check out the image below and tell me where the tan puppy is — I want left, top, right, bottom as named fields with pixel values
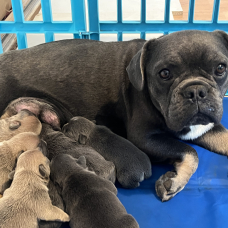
left=0, top=149, right=70, bottom=228
left=0, top=132, right=40, bottom=196
left=0, top=109, right=42, bottom=142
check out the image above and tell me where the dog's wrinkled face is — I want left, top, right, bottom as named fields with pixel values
left=127, top=30, right=228, bottom=133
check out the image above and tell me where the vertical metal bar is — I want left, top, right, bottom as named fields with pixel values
left=87, top=0, right=100, bottom=40
left=40, top=0, right=52, bottom=22
left=0, top=36, right=3, bottom=54
left=17, top=33, right=27, bottom=49
left=40, top=0, right=54, bottom=42
left=117, top=0, right=122, bottom=41
left=141, top=0, right=145, bottom=23
left=164, top=0, right=170, bottom=23
left=11, top=0, right=24, bottom=22
left=212, top=0, right=221, bottom=23
left=141, top=32, right=145, bottom=39
left=11, top=0, right=27, bottom=49
left=188, top=0, right=195, bottom=23
left=71, top=0, right=86, bottom=38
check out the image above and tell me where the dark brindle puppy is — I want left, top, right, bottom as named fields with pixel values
left=1, top=30, right=228, bottom=201
left=51, top=154, right=139, bottom=228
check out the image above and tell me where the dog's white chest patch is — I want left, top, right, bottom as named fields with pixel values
left=179, top=123, right=214, bottom=141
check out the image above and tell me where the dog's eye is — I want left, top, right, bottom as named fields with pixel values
left=159, top=69, right=172, bottom=80
left=215, top=64, right=226, bottom=76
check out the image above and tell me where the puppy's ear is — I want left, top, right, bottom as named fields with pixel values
left=78, top=134, right=87, bottom=145
left=38, top=140, right=48, bottom=157
left=126, top=39, right=155, bottom=91
left=39, top=164, right=49, bottom=180
left=9, top=120, right=21, bottom=130
left=76, top=156, right=87, bottom=169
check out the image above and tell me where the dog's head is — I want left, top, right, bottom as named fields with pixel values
left=127, top=30, right=228, bottom=135
left=0, top=109, right=42, bottom=141
left=62, top=117, right=95, bottom=144
left=50, top=154, right=87, bottom=188
left=16, top=148, right=50, bottom=184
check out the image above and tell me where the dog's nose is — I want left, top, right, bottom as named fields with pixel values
left=183, top=85, right=207, bottom=101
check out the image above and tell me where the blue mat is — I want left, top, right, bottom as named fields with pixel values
left=118, top=97, right=228, bottom=228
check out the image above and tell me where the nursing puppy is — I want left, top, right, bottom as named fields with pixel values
left=0, top=109, right=42, bottom=141
left=0, top=148, right=70, bottom=228
left=40, top=123, right=116, bottom=182
left=0, top=132, right=40, bottom=195
left=51, top=154, right=139, bottom=228
left=62, top=116, right=151, bottom=188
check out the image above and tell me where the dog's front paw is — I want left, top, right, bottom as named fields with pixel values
left=155, top=171, right=186, bottom=202
left=116, top=154, right=152, bottom=188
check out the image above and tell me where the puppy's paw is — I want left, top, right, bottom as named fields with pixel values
left=155, top=171, right=186, bottom=202
left=117, top=155, right=152, bottom=188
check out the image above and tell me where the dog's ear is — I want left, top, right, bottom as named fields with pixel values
left=39, top=164, right=49, bottom=180
left=78, top=134, right=87, bottom=144
left=38, top=140, right=48, bottom=157
left=9, top=120, right=21, bottom=130
left=126, top=39, right=156, bottom=91
left=213, top=30, right=228, bottom=46
left=76, top=156, right=87, bottom=169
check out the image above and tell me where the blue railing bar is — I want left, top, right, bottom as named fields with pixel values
left=141, top=0, right=146, bottom=23
left=71, top=0, right=86, bottom=31
left=11, top=0, right=24, bottom=23
left=118, top=32, right=123, bottom=41
left=87, top=0, right=100, bottom=40
left=118, top=0, right=122, bottom=23
left=17, top=33, right=27, bottom=49
left=40, top=0, right=52, bottom=22
left=0, top=22, right=81, bottom=33
left=165, top=0, right=171, bottom=23
left=0, top=36, right=3, bottom=54
left=188, top=0, right=195, bottom=23
left=45, top=32, right=54, bottom=42
left=140, top=32, right=145, bottom=39
left=212, top=0, right=221, bottom=23
left=100, top=22, right=228, bottom=32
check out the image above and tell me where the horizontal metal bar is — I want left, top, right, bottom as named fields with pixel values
left=100, top=22, right=228, bottom=32
left=0, top=22, right=80, bottom=33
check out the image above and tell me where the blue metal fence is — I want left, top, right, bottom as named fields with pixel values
left=0, top=0, right=227, bottom=55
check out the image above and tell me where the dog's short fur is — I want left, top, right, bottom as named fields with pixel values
left=51, top=154, right=139, bottom=228
left=0, top=149, right=70, bottom=228
left=41, top=123, right=116, bottom=182
left=0, top=132, right=40, bottom=195
left=62, top=116, right=152, bottom=188
left=1, top=30, right=228, bottom=201
left=0, top=109, right=42, bottom=141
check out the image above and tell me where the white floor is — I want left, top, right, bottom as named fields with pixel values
left=27, top=0, right=183, bottom=47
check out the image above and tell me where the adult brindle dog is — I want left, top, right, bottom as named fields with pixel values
left=1, top=30, right=228, bottom=201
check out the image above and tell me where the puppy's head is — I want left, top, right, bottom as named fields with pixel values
left=127, top=30, right=228, bottom=135
left=16, top=148, right=50, bottom=184
left=62, top=117, right=95, bottom=144
left=50, top=154, right=87, bottom=187
left=0, top=109, right=42, bottom=141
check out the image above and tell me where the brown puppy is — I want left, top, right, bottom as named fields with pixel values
left=0, top=149, right=70, bottom=228
left=51, top=154, right=139, bottom=228
left=0, top=132, right=40, bottom=195
left=0, top=109, right=42, bottom=141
